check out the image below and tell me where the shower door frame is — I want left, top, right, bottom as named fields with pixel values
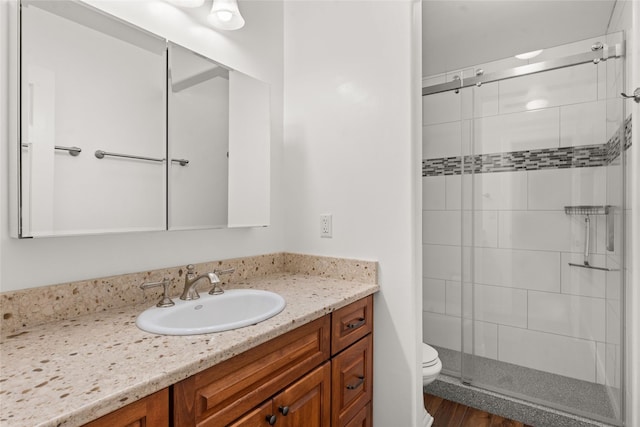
left=423, top=43, right=622, bottom=96
left=422, top=40, right=627, bottom=425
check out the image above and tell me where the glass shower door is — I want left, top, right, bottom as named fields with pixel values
left=459, top=36, right=626, bottom=425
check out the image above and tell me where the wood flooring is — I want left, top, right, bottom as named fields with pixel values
left=424, top=393, right=536, bottom=427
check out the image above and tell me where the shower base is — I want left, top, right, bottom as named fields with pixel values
left=424, top=346, right=620, bottom=427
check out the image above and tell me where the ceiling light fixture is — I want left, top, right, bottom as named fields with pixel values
left=515, top=49, right=543, bottom=60
left=167, top=0, right=205, bottom=7
left=208, top=0, right=245, bottom=30
left=526, top=99, right=549, bottom=110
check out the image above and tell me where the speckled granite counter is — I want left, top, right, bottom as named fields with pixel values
left=0, top=273, right=379, bottom=427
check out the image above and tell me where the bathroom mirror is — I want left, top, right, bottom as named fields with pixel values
left=18, top=0, right=166, bottom=237
left=14, top=0, right=271, bottom=238
left=226, top=68, right=271, bottom=228
left=168, top=42, right=271, bottom=230
left=168, top=43, right=230, bottom=230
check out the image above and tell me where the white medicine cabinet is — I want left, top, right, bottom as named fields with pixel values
left=11, top=0, right=271, bottom=238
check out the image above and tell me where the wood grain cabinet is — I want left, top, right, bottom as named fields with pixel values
left=229, top=363, right=331, bottom=427
left=172, top=295, right=373, bottom=427
left=343, top=403, right=372, bottom=427
left=82, top=388, right=169, bottom=427
left=173, top=316, right=331, bottom=426
left=85, top=295, right=374, bottom=427
left=330, top=296, right=373, bottom=427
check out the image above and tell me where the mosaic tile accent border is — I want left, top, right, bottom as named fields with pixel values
left=423, top=115, right=632, bottom=177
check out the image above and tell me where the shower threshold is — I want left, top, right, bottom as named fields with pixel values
left=425, top=346, right=621, bottom=427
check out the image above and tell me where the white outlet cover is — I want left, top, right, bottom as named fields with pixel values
left=320, top=214, right=332, bottom=238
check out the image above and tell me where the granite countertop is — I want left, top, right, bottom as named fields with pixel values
left=0, top=273, right=379, bottom=427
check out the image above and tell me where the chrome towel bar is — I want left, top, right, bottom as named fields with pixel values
left=21, top=143, right=82, bottom=157
left=171, top=158, right=190, bottom=166
left=55, top=145, right=82, bottom=156
left=95, top=150, right=164, bottom=163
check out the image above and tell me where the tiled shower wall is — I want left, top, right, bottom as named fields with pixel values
left=422, top=34, right=629, bottom=389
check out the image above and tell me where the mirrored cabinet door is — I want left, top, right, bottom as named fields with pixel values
left=19, top=0, right=166, bottom=237
left=228, top=70, right=270, bottom=228
left=168, top=42, right=230, bottom=230
left=14, top=1, right=271, bottom=238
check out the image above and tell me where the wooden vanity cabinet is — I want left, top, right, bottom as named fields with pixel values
left=330, top=296, right=373, bottom=427
left=173, top=316, right=331, bottom=426
left=343, top=403, right=372, bottom=427
left=330, top=296, right=373, bottom=354
left=84, top=295, right=374, bottom=427
left=172, top=296, right=373, bottom=427
left=82, top=388, right=169, bottom=427
left=228, top=363, right=331, bottom=427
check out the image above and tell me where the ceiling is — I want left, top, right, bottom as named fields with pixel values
left=422, top=0, right=617, bottom=76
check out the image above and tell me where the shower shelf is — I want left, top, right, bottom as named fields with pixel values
left=564, top=205, right=615, bottom=271
left=564, top=205, right=610, bottom=215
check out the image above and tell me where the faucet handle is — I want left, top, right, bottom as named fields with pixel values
left=140, top=278, right=175, bottom=308
left=208, top=272, right=223, bottom=295
left=186, top=264, right=196, bottom=275
left=208, top=268, right=234, bottom=296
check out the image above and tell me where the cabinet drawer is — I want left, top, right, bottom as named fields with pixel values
left=344, top=402, right=372, bottom=427
left=331, top=334, right=373, bottom=427
left=331, top=295, right=373, bottom=355
left=82, top=388, right=168, bottom=427
left=173, top=316, right=331, bottom=427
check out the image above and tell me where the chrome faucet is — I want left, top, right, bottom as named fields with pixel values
left=180, top=264, right=220, bottom=300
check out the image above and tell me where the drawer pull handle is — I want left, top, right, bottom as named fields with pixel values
left=346, top=318, right=366, bottom=329
left=279, top=405, right=289, bottom=416
left=266, top=415, right=277, bottom=425
left=346, top=375, right=365, bottom=390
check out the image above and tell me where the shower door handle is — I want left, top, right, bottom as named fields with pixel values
left=621, top=88, right=640, bottom=103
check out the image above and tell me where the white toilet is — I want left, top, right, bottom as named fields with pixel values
left=422, top=343, right=442, bottom=427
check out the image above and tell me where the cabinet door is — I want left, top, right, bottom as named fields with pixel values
left=82, top=388, right=168, bottom=427
left=173, top=316, right=330, bottom=426
left=228, top=401, right=276, bottom=427
left=331, top=334, right=373, bottom=427
left=344, top=402, right=372, bottom=427
left=273, top=362, right=331, bottom=427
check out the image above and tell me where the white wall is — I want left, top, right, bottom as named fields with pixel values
left=283, top=1, right=422, bottom=426
left=0, top=0, right=285, bottom=291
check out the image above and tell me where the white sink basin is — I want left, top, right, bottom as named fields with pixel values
left=136, top=289, right=286, bottom=335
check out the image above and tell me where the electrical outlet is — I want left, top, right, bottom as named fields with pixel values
left=320, top=214, right=332, bottom=238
